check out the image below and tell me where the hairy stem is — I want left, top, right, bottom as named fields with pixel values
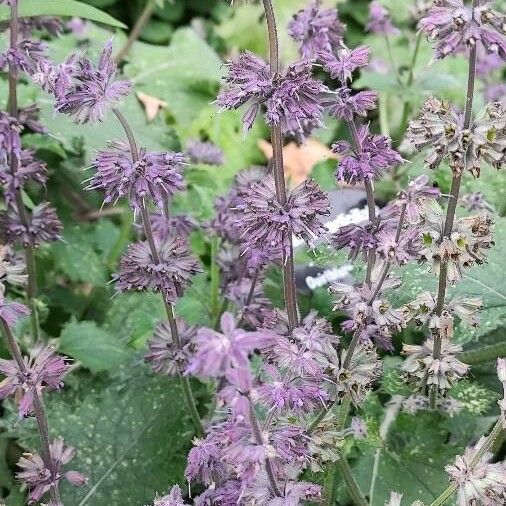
left=1, top=321, right=60, bottom=503
left=112, top=107, right=203, bottom=436
left=262, top=0, right=299, bottom=331
left=398, top=32, right=423, bottom=142
left=347, top=119, right=377, bottom=285
left=431, top=24, right=478, bottom=406
left=114, top=0, right=156, bottom=63
left=8, top=0, right=40, bottom=341
left=247, top=396, right=282, bottom=497
left=429, top=419, right=504, bottom=506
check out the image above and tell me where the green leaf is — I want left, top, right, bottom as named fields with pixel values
left=12, top=368, right=194, bottom=505
left=52, top=226, right=107, bottom=286
left=104, top=293, right=165, bottom=349
left=124, top=28, right=223, bottom=128
left=0, top=0, right=126, bottom=28
left=59, top=320, right=131, bottom=373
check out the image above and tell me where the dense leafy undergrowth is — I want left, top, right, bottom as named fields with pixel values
left=0, top=1, right=505, bottom=505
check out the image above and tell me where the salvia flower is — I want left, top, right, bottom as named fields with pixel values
left=402, top=337, right=469, bottom=393
left=145, top=319, right=196, bottom=376
left=186, top=312, right=273, bottom=379
left=0, top=39, right=47, bottom=74
left=237, top=174, right=330, bottom=256
left=0, top=202, right=63, bottom=247
left=0, top=345, right=69, bottom=417
left=0, top=110, right=22, bottom=161
left=288, top=0, right=345, bottom=58
left=0, top=149, right=47, bottom=204
left=16, top=438, right=87, bottom=504
left=17, top=104, right=46, bottom=134
left=148, top=212, right=198, bottom=241
left=367, top=1, right=400, bottom=35
left=323, top=87, right=378, bottom=121
left=0, top=286, right=30, bottom=328
left=419, top=0, right=506, bottom=60
left=446, top=436, right=506, bottom=506
left=185, top=437, right=228, bottom=486
left=54, top=40, right=131, bottom=123
left=88, top=143, right=185, bottom=211
left=265, top=59, right=328, bottom=140
left=218, top=53, right=327, bottom=138
left=461, top=191, right=495, bottom=212
left=332, top=344, right=382, bottom=405
left=333, top=125, right=402, bottom=184
left=395, top=175, right=441, bottom=224
left=152, top=485, right=187, bottom=506
left=116, top=235, right=200, bottom=303
left=186, top=139, right=224, bottom=166
left=319, top=45, right=371, bottom=83
left=0, top=245, right=27, bottom=286
left=332, top=222, right=378, bottom=261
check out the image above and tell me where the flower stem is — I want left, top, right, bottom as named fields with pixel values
left=384, top=35, right=402, bottom=85
left=431, top=25, right=478, bottom=407
left=247, top=396, right=282, bottom=497
left=112, top=107, right=204, bottom=436
left=1, top=321, right=60, bottom=503
left=398, top=32, right=423, bottom=142
left=114, top=0, right=156, bottom=63
left=262, top=0, right=299, bottom=331
left=429, top=419, right=504, bottom=506
left=8, top=0, right=40, bottom=341
left=347, top=119, right=377, bottom=286
left=210, top=236, right=221, bottom=321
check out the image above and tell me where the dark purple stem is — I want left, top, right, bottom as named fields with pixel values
left=1, top=321, right=60, bottom=504
left=262, top=0, right=299, bottom=331
left=7, top=0, right=40, bottom=340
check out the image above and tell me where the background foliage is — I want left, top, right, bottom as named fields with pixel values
left=0, top=0, right=504, bottom=505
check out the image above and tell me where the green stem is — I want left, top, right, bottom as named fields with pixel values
left=335, top=457, right=369, bottom=506
left=210, top=236, right=220, bottom=320
left=429, top=419, right=504, bottom=506
left=384, top=35, right=402, bottom=85
left=114, top=0, right=156, bottom=63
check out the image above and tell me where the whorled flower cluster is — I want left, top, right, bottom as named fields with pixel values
left=217, top=52, right=328, bottom=139
left=419, top=0, right=506, bottom=60
left=87, top=142, right=186, bottom=211
left=115, top=235, right=201, bottom=304
left=407, top=98, right=506, bottom=175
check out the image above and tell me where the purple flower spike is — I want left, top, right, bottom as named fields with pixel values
left=323, top=87, right=378, bottom=121
left=0, top=345, right=70, bottom=418
left=333, top=125, right=402, bottom=184
left=288, top=0, right=345, bottom=58
left=320, top=45, right=371, bottom=83
left=217, top=51, right=272, bottom=132
left=116, top=235, right=201, bottom=303
left=186, top=312, right=273, bottom=379
left=266, top=59, right=328, bottom=140
left=152, top=485, right=187, bottom=506
left=419, top=0, right=506, bottom=60
left=186, top=139, right=224, bottom=166
left=237, top=174, right=330, bottom=255
left=16, top=437, right=87, bottom=504
left=0, top=202, right=63, bottom=247
left=0, top=111, right=22, bottom=162
left=0, top=286, right=30, bottom=328
left=88, top=143, right=185, bottom=211
left=367, top=1, right=400, bottom=36
left=0, top=150, right=47, bottom=204
left=54, top=40, right=131, bottom=123
left=0, top=39, right=47, bottom=74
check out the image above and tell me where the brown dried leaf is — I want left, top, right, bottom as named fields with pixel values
left=136, top=91, right=168, bottom=122
left=258, top=138, right=336, bottom=187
